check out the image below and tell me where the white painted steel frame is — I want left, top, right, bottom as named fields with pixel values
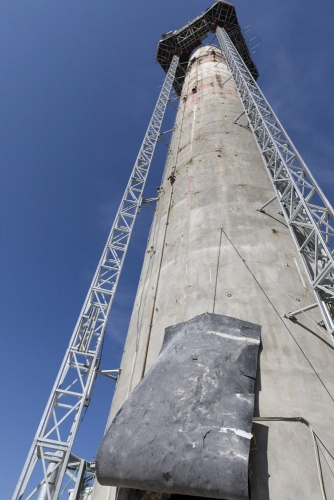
left=217, top=27, right=334, bottom=336
left=13, top=55, right=179, bottom=500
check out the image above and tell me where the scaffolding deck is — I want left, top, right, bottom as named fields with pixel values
left=156, top=1, right=258, bottom=95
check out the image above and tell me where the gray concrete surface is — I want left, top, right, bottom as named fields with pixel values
left=92, top=45, right=334, bottom=500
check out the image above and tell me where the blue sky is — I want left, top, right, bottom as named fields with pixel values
left=2, top=0, right=334, bottom=497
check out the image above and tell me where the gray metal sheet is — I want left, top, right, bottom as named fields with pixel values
left=96, top=313, right=261, bottom=500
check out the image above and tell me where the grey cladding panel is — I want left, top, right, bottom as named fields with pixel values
left=96, top=313, right=261, bottom=500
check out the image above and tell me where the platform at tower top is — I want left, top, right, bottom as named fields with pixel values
left=156, top=1, right=258, bottom=96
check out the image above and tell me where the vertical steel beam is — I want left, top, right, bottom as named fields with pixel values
left=12, top=56, right=179, bottom=500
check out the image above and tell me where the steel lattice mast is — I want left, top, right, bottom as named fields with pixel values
left=12, top=56, right=179, bottom=500
left=217, top=27, right=334, bottom=335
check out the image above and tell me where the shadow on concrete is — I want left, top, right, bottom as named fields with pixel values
left=293, top=319, right=334, bottom=351
left=253, top=340, right=262, bottom=418
left=170, top=496, right=227, bottom=500
left=117, top=490, right=230, bottom=500
left=260, top=210, right=288, bottom=228
left=249, top=341, right=270, bottom=498
left=249, top=423, right=270, bottom=500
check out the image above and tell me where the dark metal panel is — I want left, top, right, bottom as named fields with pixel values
left=96, top=313, right=261, bottom=500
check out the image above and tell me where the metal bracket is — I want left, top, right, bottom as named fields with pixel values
left=159, top=128, right=174, bottom=148
left=143, top=197, right=159, bottom=204
left=284, top=303, right=318, bottom=321
left=138, top=197, right=159, bottom=214
left=233, top=110, right=250, bottom=130
left=97, top=369, right=122, bottom=382
left=233, top=111, right=245, bottom=124
left=168, top=99, right=178, bottom=110
left=257, top=196, right=277, bottom=213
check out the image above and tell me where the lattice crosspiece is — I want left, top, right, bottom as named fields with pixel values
left=217, top=28, right=334, bottom=336
left=13, top=55, right=179, bottom=500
